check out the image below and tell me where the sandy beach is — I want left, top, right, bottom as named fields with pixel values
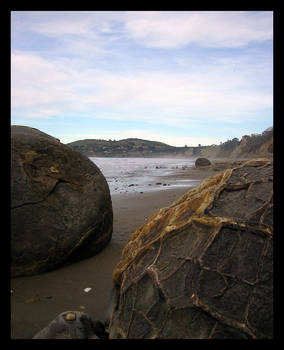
left=10, top=166, right=217, bottom=339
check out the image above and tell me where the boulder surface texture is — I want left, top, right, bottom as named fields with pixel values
left=11, top=125, right=113, bottom=277
left=110, top=159, right=273, bottom=339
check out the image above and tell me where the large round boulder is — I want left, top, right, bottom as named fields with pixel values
left=110, top=159, right=273, bottom=339
left=11, top=125, right=113, bottom=277
left=195, top=157, right=211, bottom=167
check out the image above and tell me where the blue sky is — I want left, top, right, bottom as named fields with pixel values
left=11, top=11, right=273, bottom=146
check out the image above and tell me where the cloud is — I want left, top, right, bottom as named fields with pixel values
left=11, top=49, right=272, bottom=125
left=12, top=11, right=272, bottom=55
left=11, top=52, right=75, bottom=110
left=11, top=11, right=273, bottom=148
left=11, top=11, right=124, bottom=59
left=11, top=11, right=272, bottom=138
left=13, top=11, right=115, bottom=37
left=124, top=11, right=272, bottom=48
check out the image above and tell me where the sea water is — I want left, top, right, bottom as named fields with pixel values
left=89, top=157, right=198, bottom=195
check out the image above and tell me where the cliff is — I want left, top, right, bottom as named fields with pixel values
left=230, top=129, right=273, bottom=159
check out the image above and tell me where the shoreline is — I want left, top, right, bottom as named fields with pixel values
left=10, top=167, right=218, bottom=339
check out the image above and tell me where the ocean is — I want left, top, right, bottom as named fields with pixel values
left=89, top=157, right=199, bottom=195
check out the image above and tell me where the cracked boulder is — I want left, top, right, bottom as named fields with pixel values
left=110, top=159, right=273, bottom=339
left=11, top=125, right=113, bottom=277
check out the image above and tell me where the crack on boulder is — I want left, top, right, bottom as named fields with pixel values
left=11, top=178, right=69, bottom=210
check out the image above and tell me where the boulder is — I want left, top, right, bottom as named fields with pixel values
left=11, top=125, right=113, bottom=277
left=195, top=157, right=211, bottom=167
left=109, top=159, right=273, bottom=339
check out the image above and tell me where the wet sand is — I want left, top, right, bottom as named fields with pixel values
left=10, top=167, right=217, bottom=339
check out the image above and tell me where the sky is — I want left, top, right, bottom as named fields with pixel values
left=11, top=11, right=273, bottom=146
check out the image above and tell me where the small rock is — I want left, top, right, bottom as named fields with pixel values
left=26, top=297, right=40, bottom=303
left=49, top=166, right=59, bottom=173
left=65, top=313, right=76, bottom=321
left=33, top=311, right=105, bottom=339
left=84, top=287, right=92, bottom=293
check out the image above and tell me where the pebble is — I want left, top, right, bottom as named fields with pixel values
left=49, top=166, right=59, bottom=173
left=26, top=297, right=40, bottom=303
left=84, top=287, right=92, bottom=293
left=65, top=313, right=76, bottom=321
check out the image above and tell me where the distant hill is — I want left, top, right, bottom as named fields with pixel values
left=66, top=128, right=273, bottom=159
left=67, top=138, right=186, bottom=157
